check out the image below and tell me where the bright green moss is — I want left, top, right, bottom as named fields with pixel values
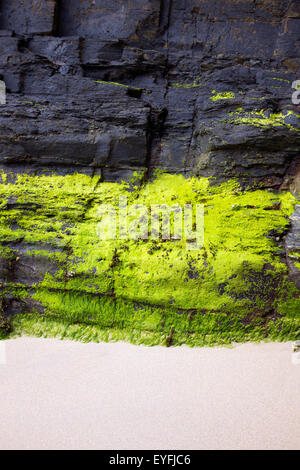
left=289, top=251, right=300, bottom=269
left=94, top=80, right=142, bottom=91
left=1, top=171, right=299, bottom=346
left=272, top=77, right=291, bottom=83
left=227, top=109, right=300, bottom=132
left=0, top=246, right=15, bottom=260
left=210, top=91, right=235, bottom=101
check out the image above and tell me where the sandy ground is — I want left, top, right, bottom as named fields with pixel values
left=0, top=337, right=299, bottom=450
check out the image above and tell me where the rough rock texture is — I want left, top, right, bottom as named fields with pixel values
left=0, top=172, right=299, bottom=345
left=286, top=204, right=300, bottom=288
left=0, top=0, right=299, bottom=340
left=0, top=0, right=299, bottom=185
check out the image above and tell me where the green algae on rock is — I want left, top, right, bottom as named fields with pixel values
left=210, top=91, right=235, bottom=101
left=172, top=78, right=202, bottom=89
left=226, top=109, right=300, bottom=132
left=0, top=171, right=299, bottom=346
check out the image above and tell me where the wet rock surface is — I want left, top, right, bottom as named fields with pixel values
left=0, top=1, right=299, bottom=335
left=0, top=0, right=299, bottom=185
left=286, top=204, right=300, bottom=288
left=0, top=171, right=299, bottom=343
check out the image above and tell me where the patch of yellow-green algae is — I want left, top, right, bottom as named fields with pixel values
left=0, top=171, right=299, bottom=345
left=226, top=109, right=300, bottom=132
left=94, top=80, right=142, bottom=92
left=210, top=91, right=235, bottom=101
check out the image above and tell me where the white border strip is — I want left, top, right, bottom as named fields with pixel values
left=0, top=342, right=6, bottom=365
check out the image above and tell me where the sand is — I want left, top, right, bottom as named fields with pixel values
left=0, top=337, right=299, bottom=450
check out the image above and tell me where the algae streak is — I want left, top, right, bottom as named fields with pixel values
left=0, top=171, right=299, bottom=346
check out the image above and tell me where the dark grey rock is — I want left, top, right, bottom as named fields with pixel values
left=285, top=205, right=300, bottom=288
left=0, top=0, right=55, bottom=35
left=0, top=0, right=299, bottom=184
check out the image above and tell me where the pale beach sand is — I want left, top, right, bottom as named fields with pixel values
left=0, top=337, right=299, bottom=450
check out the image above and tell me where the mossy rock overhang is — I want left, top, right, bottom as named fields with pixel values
left=0, top=170, right=299, bottom=345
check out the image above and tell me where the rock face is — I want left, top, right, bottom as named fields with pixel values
left=286, top=204, right=300, bottom=288
left=0, top=1, right=299, bottom=342
left=0, top=172, right=299, bottom=345
left=0, top=0, right=299, bottom=185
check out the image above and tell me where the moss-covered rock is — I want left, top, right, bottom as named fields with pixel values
left=0, top=171, right=299, bottom=346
